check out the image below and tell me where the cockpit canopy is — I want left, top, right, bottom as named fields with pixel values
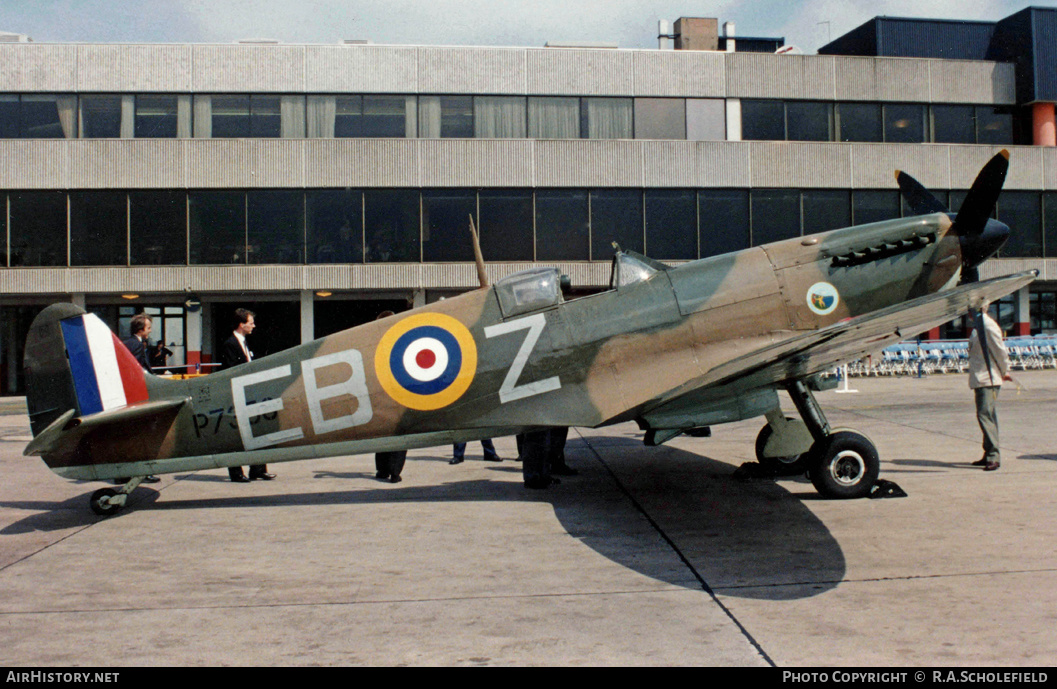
left=495, top=267, right=562, bottom=317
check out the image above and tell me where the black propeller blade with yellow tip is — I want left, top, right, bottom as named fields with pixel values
left=895, top=150, right=1011, bottom=284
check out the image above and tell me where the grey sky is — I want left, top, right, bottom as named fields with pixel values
left=0, top=0, right=1050, bottom=53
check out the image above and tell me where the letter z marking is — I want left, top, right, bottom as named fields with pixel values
left=484, top=313, right=560, bottom=404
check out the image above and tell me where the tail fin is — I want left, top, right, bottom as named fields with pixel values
left=25, top=304, right=149, bottom=438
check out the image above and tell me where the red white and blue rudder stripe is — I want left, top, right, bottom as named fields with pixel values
left=60, top=313, right=149, bottom=416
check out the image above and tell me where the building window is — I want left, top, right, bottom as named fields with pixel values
left=883, top=103, right=926, bottom=143
left=528, top=97, right=580, bottom=139
left=0, top=95, right=18, bottom=138
left=976, top=106, right=1014, bottom=145
left=130, top=191, right=186, bottom=265
left=419, top=96, right=473, bottom=138
left=70, top=191, right=127, bottom=266
left=306, top=189, right=363, bottom=263
left=209, top=95, right=251, bottom=138
left=1030, top=291, right=1056, bottom=333
left=249, top=95, right=281, bottom=138
left=79, top=95, right=124, bottom=138
left=786, top=101, right=833, bottom=142
left=309, top=95, right=414, bottom=138
left=583, top=98, right=633, bottom=139
left=741, top=99, right=785, bottom=141
left=248, top=190, right=304, bottom=264
left=1044, top=192, right=1057, bottom=259
left=536, top=190, right=588, bottom=260
left=686, top=99, right=725, bottom=141
left=8, top=191, right=67, bottom=266
left=645, top=190, right=696, bottom=258
left=474, top=96, right=527, bottom=138
left=591, top=189, right=643, bottom=258
left=422, top=189, right=477, bottom=262
left=479, top=189, right=534, bottom=261
left=751, top=189, right=800, bottom=244
left=996, top=191, right=1041, bottom=258
left=364, top=189, right=420, bottom=262
left=20, top=94, right=76, bottom=138
left=699, top=189, right=750, bottom=257
left=189, top=190, right=246, bottom=264
left=931, top=104, right=975, bottom=144
left=802, top=190, right=851, bottom=234
left=634, top=98, right=686, bottom=140
left=853, top=190, right=900, bottom=225
left=837, top=102, right=882, bottom=143
left=135, top=95, right=181, bottom=138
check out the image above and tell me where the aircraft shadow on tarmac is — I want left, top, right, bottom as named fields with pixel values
left=0, top=439, right=844, bottom=601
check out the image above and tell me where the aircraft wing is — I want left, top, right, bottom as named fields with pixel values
left=651, top=270, right=1036, bottom=410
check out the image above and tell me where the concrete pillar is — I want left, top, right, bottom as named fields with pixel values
left=71, top=293, right=85, bottom=309
left=412, top=289, right=426, bottom=309
left=725, top=99, right=741, bottom=141
left=1033, top=103, right=1056, bottom=147
left=185, top=306, right=202, bottom=371
left=300, top=290, right=315, bottom=344
left=1015, top=286, right=1031, bottom=336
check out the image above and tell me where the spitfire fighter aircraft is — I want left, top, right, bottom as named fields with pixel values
left=23, top=151, right=1035, bottom=515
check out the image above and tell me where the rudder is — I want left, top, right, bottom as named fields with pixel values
left=24, top=304, right=149, bottom=438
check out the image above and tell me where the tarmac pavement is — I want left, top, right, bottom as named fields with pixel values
left=0, top=371, right=1055, bottom=666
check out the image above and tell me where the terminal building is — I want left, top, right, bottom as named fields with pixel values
left=2, top=7, right=1057, bottom=393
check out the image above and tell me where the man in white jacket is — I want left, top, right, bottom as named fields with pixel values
left=967, top=301, right=1012, bottom=472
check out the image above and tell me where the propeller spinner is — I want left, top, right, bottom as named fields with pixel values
left=895, top=150, right=1010, bottom=284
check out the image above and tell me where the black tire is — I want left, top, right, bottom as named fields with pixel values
left=755, top=422, right=810, bottom=475
left=809, top=430, right=880, bottom=499
left=89, top=488, right=122, bottom=517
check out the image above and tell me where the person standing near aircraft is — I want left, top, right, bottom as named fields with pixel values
left=373, top=310, right=407, bottom=484
left=450, top=439, right=501, bottom=464
left=122, top=313, right=153, bottom=372
left=220, top=308, right=276, bottom=483
left=968, top=301, right=1012, bottom=472
left=117, top=313, right=160, bottom=484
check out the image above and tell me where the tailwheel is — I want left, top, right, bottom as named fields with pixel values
left=89, top=488, right=125, bottom=517
left=88, top=475, right=141, bottom=516
left=809, top=430, right=880, bottom=500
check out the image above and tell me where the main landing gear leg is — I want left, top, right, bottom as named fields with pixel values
left=89, top=476, right=144, bottom=517
left=786, top=380, right=880, bottom=499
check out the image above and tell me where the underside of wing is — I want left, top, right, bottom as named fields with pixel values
left=647, top=271, right=1036, bottom=416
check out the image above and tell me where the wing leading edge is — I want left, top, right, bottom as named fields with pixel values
left=649, top=271, right=1037, bottom=413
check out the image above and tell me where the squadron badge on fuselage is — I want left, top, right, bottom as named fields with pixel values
left=374, top=313, right=478, bottom=410
left=807, top=282, right=840, bottom=315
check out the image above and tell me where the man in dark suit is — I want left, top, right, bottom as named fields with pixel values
left=219, top=308, right=276, bottom=483
left=118, top=313, right=160, bottom=484
left=122, top=313, right=153, bottom=372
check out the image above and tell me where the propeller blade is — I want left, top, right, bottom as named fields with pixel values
left=895, top=170, right=948, bottom=216
left=951, top=150, right=1010, bottom=237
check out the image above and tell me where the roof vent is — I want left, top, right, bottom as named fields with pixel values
left=0, top=31, right=32, bottom=43
left=236, top=38, right=280, bottom=45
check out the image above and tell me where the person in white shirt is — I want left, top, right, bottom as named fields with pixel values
left=219, top=308, right=276, bottom=483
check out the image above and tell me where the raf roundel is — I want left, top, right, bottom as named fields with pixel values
left=806, top=282, right=840, bottom=316
left=374, top=313, right=478, bottom=411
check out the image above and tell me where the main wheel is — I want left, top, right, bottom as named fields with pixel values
left=809, top=430, right=880, bottom=499
left=755, top=422, right=810, bottom=474
left=89, top=488, right=123, bottom=517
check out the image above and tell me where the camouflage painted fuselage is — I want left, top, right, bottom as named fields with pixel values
left=25, top=210, right=1016, bottom=481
